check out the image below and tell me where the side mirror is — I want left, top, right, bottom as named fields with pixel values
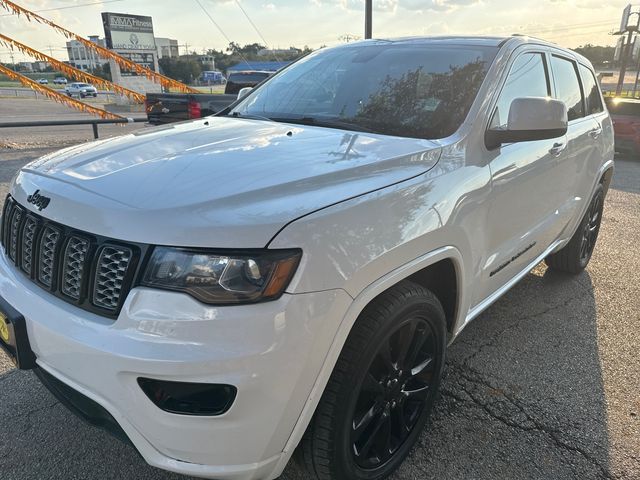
left=237, top=87, right=253, bottom=100
left=486, top=97, right=568, bottom=149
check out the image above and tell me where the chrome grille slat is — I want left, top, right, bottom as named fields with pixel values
left=21, top=216, right=38, bottom=275
left=2, top=196, right=137, bottom=317
left=93, top=246, right=133, bottom=310
left=61, top=236, right=90, bottom=300
left=38, top=226, right=61, bottom=288
left=8, top=205, right=24, bottom=262
left=1, top=198, right=13, bottom=249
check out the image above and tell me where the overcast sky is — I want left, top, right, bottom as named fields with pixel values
left=0, top=0, right=628, bottom=62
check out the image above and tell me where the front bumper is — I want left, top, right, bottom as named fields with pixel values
left=0, top=252, right=352, bottom=479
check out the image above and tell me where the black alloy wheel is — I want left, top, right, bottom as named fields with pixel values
left=545, top=183, right=605, bottom=274
left=351, top=316, right=438, bottom=470
left=579, top=189, right=603, bottom=264
left=297, top=281, right=446, bottom=480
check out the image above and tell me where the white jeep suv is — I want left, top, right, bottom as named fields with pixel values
left=0, top=36, right=613, bottom=480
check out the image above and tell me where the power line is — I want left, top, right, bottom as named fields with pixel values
left=0, top=0, right=124, bottom=17
left=521, top=20, right=617, bottom=36
left=524, top=19, right=617, bottom=34
left=194, top=0, right=251, bottom=67
left=233, top=0, right=279, bottom=61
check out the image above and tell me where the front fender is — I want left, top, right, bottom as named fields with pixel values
left=270, top=245, right=467, bottom=477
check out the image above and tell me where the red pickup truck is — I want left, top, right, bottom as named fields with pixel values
left=604, top=96, right=640, bottom=158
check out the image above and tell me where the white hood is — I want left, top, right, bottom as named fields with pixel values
left=13, top=117, right=442, bottom=248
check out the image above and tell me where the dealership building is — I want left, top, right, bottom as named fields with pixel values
left=66, top=34, right=179, bottom=71
left=66, top=35, right=108, bottom=71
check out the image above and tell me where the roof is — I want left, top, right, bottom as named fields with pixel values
left=341, top=35, right=562, bottom=49
left=373, top=35, right=510, bottom=47
left=227, top=61, right=292, bottom=72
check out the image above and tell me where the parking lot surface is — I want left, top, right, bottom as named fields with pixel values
left=0, top=125, right=638, bottom=479
left=0, top=97, right=146, bottom=150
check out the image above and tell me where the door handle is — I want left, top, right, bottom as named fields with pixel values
left=589, top=126, right=603, bottom=139
left=549, top=142, right=566, bottom=157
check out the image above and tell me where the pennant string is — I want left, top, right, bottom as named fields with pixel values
left=0, top=0, right=199, bottom=93
left=0, top=64, right=127, bottom=120
left=0, top=34, right=146, bottom=103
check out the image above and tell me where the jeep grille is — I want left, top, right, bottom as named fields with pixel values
left=1, top=196, right=141, bottom=317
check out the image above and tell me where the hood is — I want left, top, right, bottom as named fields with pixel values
left=14, top=117, right=442, bottom=248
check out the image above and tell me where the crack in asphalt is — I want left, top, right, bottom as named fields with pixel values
left=6, top=400, right=60, bottom=423
left=441, top=364, right=616, bottom=480
left=461, top=292, right=583, bottom=365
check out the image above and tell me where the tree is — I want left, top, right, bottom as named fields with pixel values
left=206, top=43, right=312, bottom=74
left=158, top=57, right=202, bottom=84
left=91, top=63, right=111, bottom=81
left=573, top=44, right=615, bottom=67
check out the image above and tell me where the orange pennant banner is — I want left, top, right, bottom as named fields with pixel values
left=0, top=33, right=146, bottom=104
left=0, top=0, right=199, bottom=94
left=0, top=64, right=126, bottom=120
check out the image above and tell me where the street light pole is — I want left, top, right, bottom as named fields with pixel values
left=365, top=0, right=372, bottom=39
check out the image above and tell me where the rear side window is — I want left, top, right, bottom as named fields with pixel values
left=551, top=56, right=584, bottom=121
left=578, top=64, right=603, bottom=115
left=490, top=53, right=549, bottom=129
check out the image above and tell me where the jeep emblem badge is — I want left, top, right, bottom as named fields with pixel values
left=27, top=190, right=51, bottom=211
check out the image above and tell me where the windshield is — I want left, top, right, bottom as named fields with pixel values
left=230, top=43, right=497, bottom=139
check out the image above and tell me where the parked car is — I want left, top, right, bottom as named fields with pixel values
left=36, top=78, right=48, bottom=84
left=0, top=36, right=613, bottom=480
left=201, top=70, right=226, bottom=85
left=53, top=77, right=67, bottom=85
left=65, top=82, right=98, bottom=98
left=145, top=93, right=237, bottom=125
left=224, top=70, right=272, bottom=94
left=604, top=96, right=640, bottom=157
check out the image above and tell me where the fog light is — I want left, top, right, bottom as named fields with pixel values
left=138, top=378, right=237, bottom=416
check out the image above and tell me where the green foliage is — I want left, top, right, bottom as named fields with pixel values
left=91, top=63, right=111, bottom=81
left=207, top=43, right=312, bottom=74
left=158, top=57, right=203, bottom=84
left=573, top=44, right=615, bottom=66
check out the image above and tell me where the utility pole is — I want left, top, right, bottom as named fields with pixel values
left=633, top=42, right=640, bottom=96
left=617, top=29, right=636, bottom=95
left=365, top=0, right=372, bottom=39
left=615, top=4, right=640, bottom=95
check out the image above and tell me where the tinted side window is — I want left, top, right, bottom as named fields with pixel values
left=578, top=64, right=603, bottom=115
left=551, top=56, right=584, bottom=121
left=490, top=53, right=549, bottom=129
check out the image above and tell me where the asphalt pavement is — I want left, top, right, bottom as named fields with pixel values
left=0, top=97, right=146, bottom=150
left=0, top=123, right=638, bottom=479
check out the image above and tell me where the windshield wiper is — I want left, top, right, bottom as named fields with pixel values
left=271, top=116, right=380, bottom=134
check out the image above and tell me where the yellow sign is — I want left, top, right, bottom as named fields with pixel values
left=0, top=314, right=9, bottom=344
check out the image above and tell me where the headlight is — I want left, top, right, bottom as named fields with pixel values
left=141, top=247, right=302, bottom=304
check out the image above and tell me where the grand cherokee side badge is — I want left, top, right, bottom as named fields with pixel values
left=27, top=190, right=51, bottom=211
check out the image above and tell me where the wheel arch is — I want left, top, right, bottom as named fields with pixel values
left=600, top=162, right=614, bottom=195
left=275, top=245, right=466, bottom=474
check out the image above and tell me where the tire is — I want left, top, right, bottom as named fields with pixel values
left=545, top=183, right=604, bottom=274
left=297, top=281, right=446, bottom=480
